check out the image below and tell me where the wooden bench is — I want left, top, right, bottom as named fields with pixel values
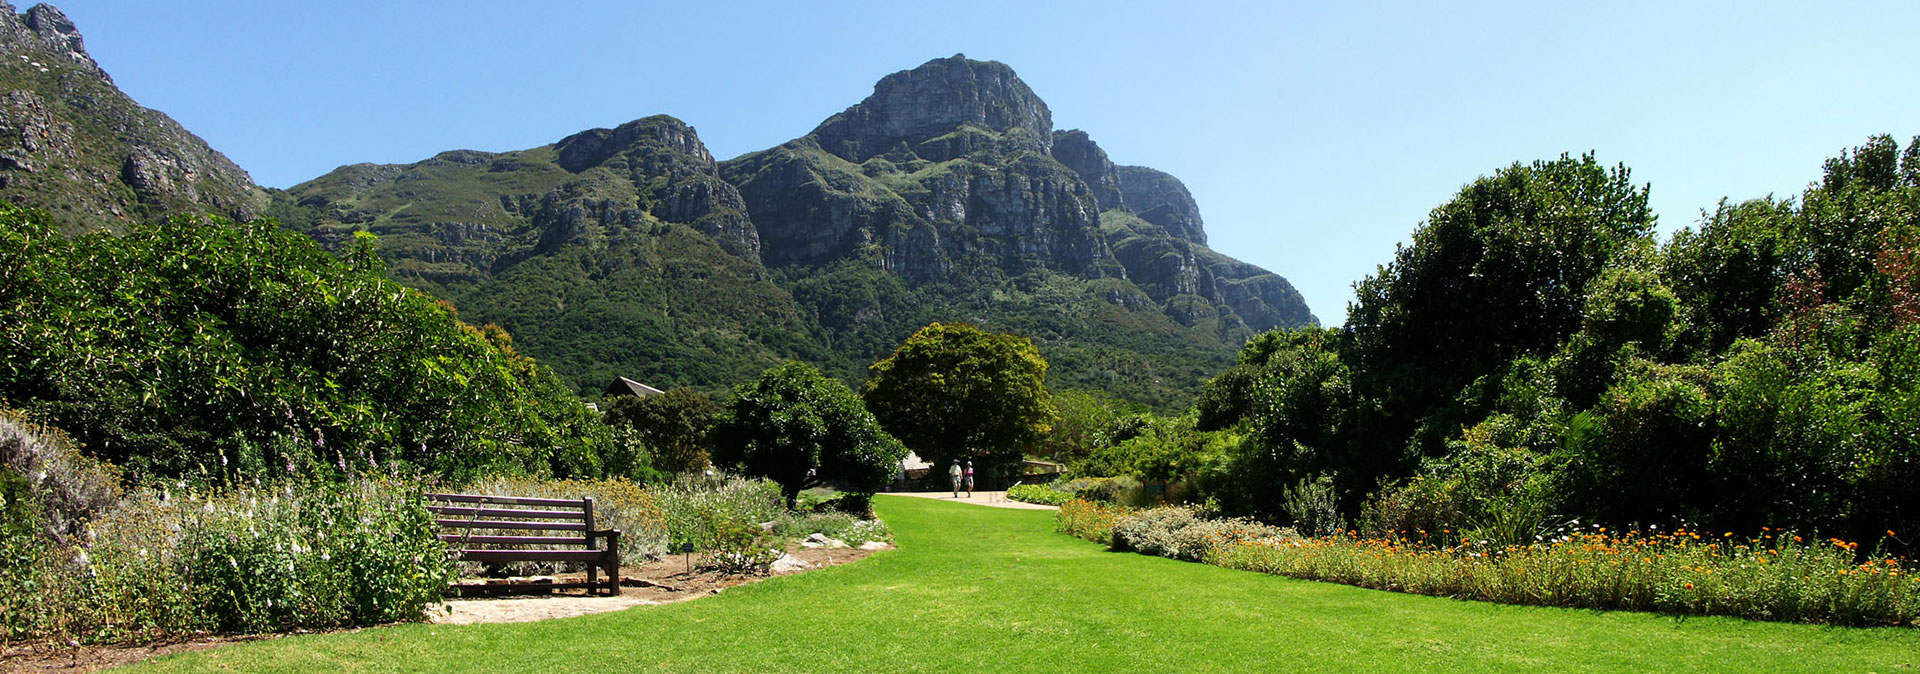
left=426, top=493, right=622, bottom=597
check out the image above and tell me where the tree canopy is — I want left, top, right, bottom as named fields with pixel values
left=0, top=204, right=621, bottom=483
left=861, top=322, right=1056, bottom=470
left=603, top=387, right=721, bottom=475
left=712, top=362, right=906, bottom=506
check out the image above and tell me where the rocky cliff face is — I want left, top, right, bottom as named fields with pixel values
left=812, top=54, right=1053, bottom=163
left=725, top=54, right=1316, bottom=336
left=270, top=54, right=1317, bottom=406
left=0, top=2, right=263, bottom=230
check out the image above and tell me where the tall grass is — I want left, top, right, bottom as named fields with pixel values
left=2, top=479, right=452, bottom=646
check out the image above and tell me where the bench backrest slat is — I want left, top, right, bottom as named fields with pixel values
left=435, top=519, right=588, bottom=531
left=426, top=505, right=587, bottom=520
left=424, top=493, right=584, bottom=508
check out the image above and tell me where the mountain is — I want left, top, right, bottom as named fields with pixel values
left=269, top=54, right=1322, bottom=408
left=0, top=3, right=263, bottom=231
left=268, top=116, right=818, bottom=394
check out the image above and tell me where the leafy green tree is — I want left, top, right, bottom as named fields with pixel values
left=712, top=362, right=906, bottom=507
left=603, top=387, right=722, bottom=475
left=1041, top=389, right=1140, bottom=462
left=1660, top=198, right=1790, bottom=359
left=1347, top=154, right=1654, bottom=457
left=861, top=323, right=1056, bottom=474
left=0, top=204, right=615, bottom=483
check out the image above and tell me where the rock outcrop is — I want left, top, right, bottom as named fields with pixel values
left=271, top=54, right=1319, bottom=405
left=725, top=54, right=1315, bottom=334
left=0, top=2, right=264, bottom=230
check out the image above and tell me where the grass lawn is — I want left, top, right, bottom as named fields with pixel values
left=129, top=496, right=1919, bottom=673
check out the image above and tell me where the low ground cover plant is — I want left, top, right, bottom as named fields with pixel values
left=1068, top=500, right=1920, bottom=627
left=774, top=511, right=891, bottom=546
left=1005, top=483, right=1073, bottom=506
left=1055, top=499, right=1135, bottom=546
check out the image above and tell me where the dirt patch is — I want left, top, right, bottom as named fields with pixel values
left=0, top=543, right=886, bottom=672
left=439, top=543, right=882, bottom=625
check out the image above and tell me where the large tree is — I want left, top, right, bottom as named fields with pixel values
left=712, top=362, right=905, bottom=506
left=860, top=323, right=1055, bottom=471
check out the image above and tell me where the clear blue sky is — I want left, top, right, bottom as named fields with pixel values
left=56, top=1, right=1920, bottom=326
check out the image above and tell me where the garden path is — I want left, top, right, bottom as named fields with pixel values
left=885, top=490, right=1058, bottom=510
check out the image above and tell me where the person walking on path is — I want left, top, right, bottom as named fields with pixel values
left=964, top=460, right=976, bottom=498
left=949, top=460, right=963, bottom=498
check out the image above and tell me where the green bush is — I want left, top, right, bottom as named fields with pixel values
left=773, top=511, right=891, bottom=546
left=1005, top=484, right=1073, bottom=506
left=1054, top=499, right=1135, bottom=546
left=652, top=474, right=784, bottom=551
left=0, top=479, right=453, bottom=646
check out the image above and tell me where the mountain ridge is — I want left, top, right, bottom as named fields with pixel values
left=0, top=8, right=1317, bottom=408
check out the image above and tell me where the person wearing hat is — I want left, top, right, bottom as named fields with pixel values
left=964, top=460, right=976, bottom=497
left=949, top=459, right=963, bottom=498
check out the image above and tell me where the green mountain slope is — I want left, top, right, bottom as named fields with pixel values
left=0, top=2, right=264, bottom=231
left=270, top=57, right=1320, bottom=409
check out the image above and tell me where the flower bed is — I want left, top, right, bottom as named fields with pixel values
left=1062, top=503, right=1920, bottom=627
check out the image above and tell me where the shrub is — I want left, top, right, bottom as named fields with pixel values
left=703, top=518, right=779, bottom=576
left=1112, top=506, right=1203, bottom=559
left=0, top=410, right=121, bottom=543
left=1281, top=473, right=1344, bottom=537
left=1111, top=506, right=1296, bottom=562
left=1006, top=483, right=1072, bottom=506
left=0, top=478, right=453, bottom=646
left=1054, top=499, right=1135, bottom=546
left=773, top=511, right=890, bottom=546
left=652, top=473, right=784, bottom=551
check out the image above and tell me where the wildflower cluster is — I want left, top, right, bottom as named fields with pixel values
left=1, top=479, right=453, bottom=645
left=1054, top=499, right=1136, bottom=546
left=1204, top=524, right=1919, bottom=627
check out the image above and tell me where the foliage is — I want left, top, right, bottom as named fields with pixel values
left=0, top=408, right=120, bottom=543
left=0, top=479, right=452, bottom=646
left=861, top=323, right=1056, bottom=470
left=1280, top=473, right=1345, bottom=537
left=702, top=517, right=780, bottom=576
left=1054, top=499, right=1135, bottom=546
left=1040, top=389, right=1142, bottom=462
left=772, top=511, right=891, bottom=547
left=1208, top=526, right=1919, bottom=628
left=1005, top=483, right=1074, bottom=506
left=713, top=362, right=907, bottom=506
left=649, top=473, right=785, bottom=551
left=603, top=387, right=722, bottom=475
left=1347, top=153, right=1654, bottom=459
left=1107, top=505, right=1296, bottom=562
left=1199, top=138, right=1920, bottom=551
left=0, top=204, right=621, bottom=483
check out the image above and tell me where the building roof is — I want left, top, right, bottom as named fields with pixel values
left=605, top=376, right=666, bottom=398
